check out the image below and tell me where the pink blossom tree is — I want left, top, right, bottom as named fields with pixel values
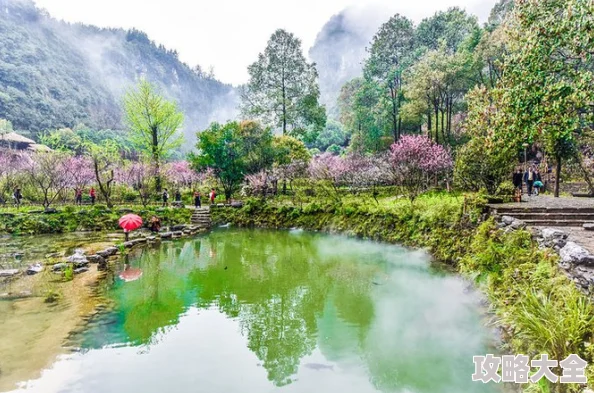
left=308, top=153, right=349, bottom=201
left=388, top=135, right=452, bottom=202
left=343, top=153, right=392, bottom=202
left=244, top=170, right=272, bottom=198
left=24, top=152, right=73, bottom=208
left=164, top=161, right=204, bottom=189
left=64, top=156, right=95, bottom=191
left=0, top=148, right=30, bottom=203
left=117, top=161, right=156, bottom=207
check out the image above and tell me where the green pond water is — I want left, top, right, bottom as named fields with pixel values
left=8, top=228, right=503, bottom=393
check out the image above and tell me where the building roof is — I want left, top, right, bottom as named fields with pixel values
left=0, top=132, right=36, bottom=145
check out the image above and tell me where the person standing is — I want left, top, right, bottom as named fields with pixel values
left=175, top=190, right=182, bottom=202
left=13, top=188, right=22, bottom=207
left=194, top=190, right=201, bottom=208
left=513, top=168, right=523, bottom=192
left=209, top=188, right=216, bottom=205
left=533, top=169, right=544, bottom=195
left=75, top=188, right=83, bottom=205
left=162, top=189, right=169, bottom=207
left=524, top=166, right=535, bottom=196
left=89, top=187, right=96, bottom=205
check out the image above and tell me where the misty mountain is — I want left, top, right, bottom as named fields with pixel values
left=309, top=6, right=389, bottom=120
left=0, top=0, right=238, bottom=144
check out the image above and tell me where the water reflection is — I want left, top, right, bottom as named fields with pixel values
left=17, top=229, right=500, bottom=393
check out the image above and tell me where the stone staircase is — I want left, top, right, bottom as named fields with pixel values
left=191, top=207, right=212, bottom=230
left=489, top=206, right=594, bottom=227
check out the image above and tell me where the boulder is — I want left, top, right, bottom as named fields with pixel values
left=131, top=238, right=146, bottom=245
left=172, top=201, right=184, bottom=208
left=538, top=228, right=568, bottom=249
left=559, top=242, right=594, bottom=266
left=0, top=269, right=20, bottom=278
left=67, top=252, right=88, bottom=267
left=87, top=255, right=106, bottom=264
left=122, top=241, right=134, bottom=249
left=231, top=201, right=243, bottom=208
left=501, top=215, right=514, bottom=225
left=74, top=267, right=89, bottom=275
left=146, top=236, right=157, bottom=242
left=584, top=223, right=594, bottom=231
left=43, top=208, right=58, bottom=214
left=160, top=232, right=173, bottom=239
left=172, top=231, right=183, bottom=238
left=171, top=224, right=187, bottom=231
left=216, top=203, right=225, bottom=207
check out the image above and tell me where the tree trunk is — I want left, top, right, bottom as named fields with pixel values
left=427, top=110, right=432, bottom=140
left=434, top=104, right=439, bottom=145
left=391, top=87, right=398, bottom=142
left=555, top=155, right=561, bottom=198
left=152, top=126, right=161, bottom=192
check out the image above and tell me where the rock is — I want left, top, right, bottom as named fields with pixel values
left=97, top=247, right=118, bottom=258
left=501, top=215, right=514, bottom=225
left=172, top=201, right=184, bottom=208
left=172, top=231, right=183, bottom=238
left=538, top=228, right=568, bottom=250
left=87, top=255, right=106, bottom=264
left=584, top=223, right=594, bottom=231
left=28, top=210, right=44, bottom=214
left=122, top=241, right=134, bottom=248
left=216, top=203, right=225, bottom=207
left=74, top=267, right=89, bottom=274
left=559, top=242, right=594, bottom=266
left=496, top=222, right=507, bottom=229
left=26, top=263, right=43, bottom=275
left=52, top=263, right=68, bottom=272
left=43, top=208, right=58, bottom=214
left=510, top=219, right=526, bottom=230
left=67, top=254, right=88, bottom=267
left=160, top=232, right=173, bottom=239
left=130, top=238, right=146, bottom=245
left=146, top=236, right=156, bottom=242
left=0, top=269, right=20, bottom=277
left=231, top=201, right=243, bottom=208
left=171, top=224, right=186, bottom=231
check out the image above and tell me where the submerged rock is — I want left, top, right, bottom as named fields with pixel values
left=26, top=263, right=43, bottom=275
left=0, top=269, right=20, bottom=278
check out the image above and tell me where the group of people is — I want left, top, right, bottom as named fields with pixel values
left=513, top=166, right=545, bottom=197
left=73, top=187, right=96, bottom=205
left=161, top=188, right=217, bottom=208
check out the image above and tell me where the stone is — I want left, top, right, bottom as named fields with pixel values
left=501, top=215, right=514, bottom=225
left=52, top=263, right=68, bottom=272
left=559, top=242, right=594, bottom=266
left=87, top=255, right=106, bottom=264
left=172, top=231, right=183, bottom=238
left=496, top=222, right=507, bottom=229
left=0, top=269, right=20, bottom=277
left=510, top=219, right=526, bottom=230
left=28, top=210, right=44, bottom=214
left=146, top=236, right=156, bottom=242
left=74, top=267, right=89, bottom=274
left=67, top=253, right=88, bottom=267
left=97, top=247, right=118, bottom=258
left=160, top=232, right=173, bottom=239
left=131, top=238, right=146, bottom=245
left=231, top=201, right=243, bottom=208
left=541, top=228, right=567, bottom=241
left=584, top=223, right=594, bottom=231
left=216, top=203, right=225, bottom=207
left=43, top=208, right=58, bottom=214
left=122, top=241, right=134, bottom=248
left=172, top=201, right=184, bottom=208
left=171, top=224, right=186, bottom=231
left=26, top=263, right=43, bottom=275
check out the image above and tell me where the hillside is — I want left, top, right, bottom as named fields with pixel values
left=0, top=0, right=238, bottom=143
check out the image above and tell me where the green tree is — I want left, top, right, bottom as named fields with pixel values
left=499, top=0, right=594, bottom=197
left=415, top=7, right=480, bottom=53
left=364, top=14, right=415, bottom=142
left=191, top=121, right=275, bottom=200
left=0, top=118, right=13, bottom=137
left=124, top=79, right=184, bottom=192
left=240, top=29, right=326, bottom=138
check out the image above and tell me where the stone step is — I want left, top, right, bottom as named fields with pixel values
left=502, top=213, right=594, bottom=221
left=522, top=220, right=589, bottom=227
left=493, top=207, right=594, bottom=214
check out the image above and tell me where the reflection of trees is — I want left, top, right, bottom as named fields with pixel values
left=91, top=229, right=378, bottom=387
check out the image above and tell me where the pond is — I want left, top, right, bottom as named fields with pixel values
left=5, top=228, right=502, bottom=393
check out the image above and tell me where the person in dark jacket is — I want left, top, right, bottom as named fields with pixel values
left=524, top=167, right=535, bottom=196
left=513, top=168, right=523, bottom=192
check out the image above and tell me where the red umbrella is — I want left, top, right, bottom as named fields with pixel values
left=119, top=265, right=143, bottom=282
left=118, top=214, right=143, bottom=231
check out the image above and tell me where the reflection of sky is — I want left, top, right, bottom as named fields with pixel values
left=8, top=230, right=503, bottom=393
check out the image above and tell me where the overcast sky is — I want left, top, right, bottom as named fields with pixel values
left=33, top=0, right=496, bottom=86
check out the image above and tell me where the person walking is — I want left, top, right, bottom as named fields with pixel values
left=524, top=166, right=535, bottom=196
left=162, top=189, right=169, bottom=207
left=75, top=188, right=83, bottom=205
left=193, top=190, right=202, bottom=208
left=209, top=188, right=216, bottom=205
left=89, top=187, right=96, bottom=205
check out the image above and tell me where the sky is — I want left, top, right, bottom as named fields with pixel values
left=33, top=0, right=496, bottom=86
